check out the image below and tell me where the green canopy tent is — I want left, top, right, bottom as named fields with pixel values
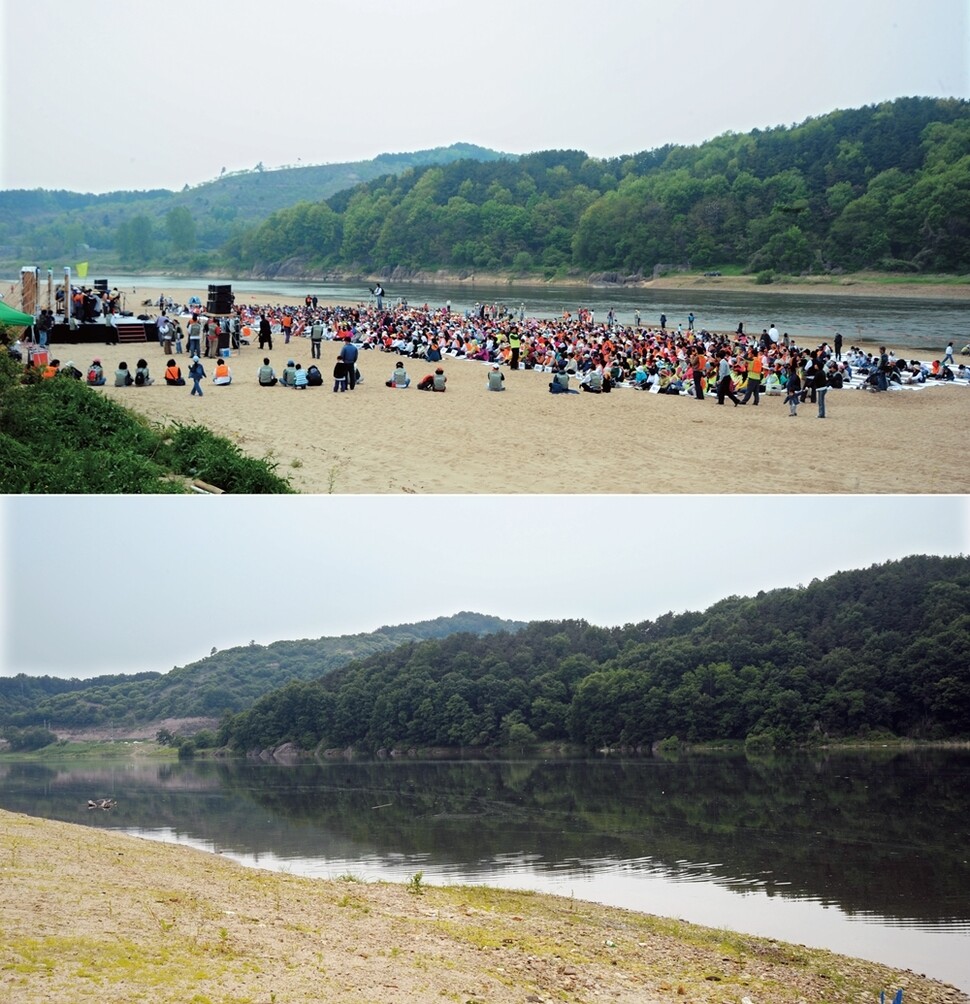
left=0, top=301, right=34, bottom=327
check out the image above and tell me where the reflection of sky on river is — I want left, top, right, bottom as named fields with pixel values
left=121, top=826, right=970, bottom=993
left=125, top=274, right=968, bottom=352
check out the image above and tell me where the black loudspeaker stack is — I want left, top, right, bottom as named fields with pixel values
left=94, top=279, right=108, bottom=293
left=207, top=283, right=233, bottom=314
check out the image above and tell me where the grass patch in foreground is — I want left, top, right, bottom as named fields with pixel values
left=0, top=354, right=292, bottom=493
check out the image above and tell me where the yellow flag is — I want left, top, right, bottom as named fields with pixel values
left=76, top=262, right=89, bottom=278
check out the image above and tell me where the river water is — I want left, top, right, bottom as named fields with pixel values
left=118, top=274, right=968, bottom=356
left=1, top=748, right=967, bottom=992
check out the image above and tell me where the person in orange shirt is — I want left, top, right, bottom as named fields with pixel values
left=739, top=348, right=764, bottom=405
left=213, top=358, right=232, bottom=385
left=690, top=347, right=707, bottom=400
left=164, top=359, right=185, bottom=386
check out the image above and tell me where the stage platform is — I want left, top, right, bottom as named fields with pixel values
left=47, top=320, right=159, bottom=346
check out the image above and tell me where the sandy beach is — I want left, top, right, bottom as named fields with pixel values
left=15, top=281, right=970, bottom=494
left=1, top=806, right=965, bottom=1004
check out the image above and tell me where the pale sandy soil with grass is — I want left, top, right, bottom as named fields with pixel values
left=2, top=808, right=967, bottom=1004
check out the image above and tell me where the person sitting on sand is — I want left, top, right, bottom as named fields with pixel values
left=164, top=359, right=185, bottom=386
left=549, top=367, right=571, bottom=394
left=293, top=363, right=308, bottom=389
left=487, top=365, right=505, bottom=391
left=87, top=359, right=106, bottom=386
left=386, top=361, right=410, bottom=388
left=114, top=361, right=133, bottom=386
left=134, top=359, right=153, bottom=387
left=580, top=368, right=604, bottom=393
left=280, top=360, right=297, bottom=387
left=306, top=364, right=323, bottom=387
left=257, top=358, right=277, bottom=386
left=213, top=358, right=232, bottom=385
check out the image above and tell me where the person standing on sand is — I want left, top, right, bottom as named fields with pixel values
left=187, top=317, right=202, bottom=357
left=690, top=346, right=707, bottom=400
left=509, top=329, right=521, bottom=370
left=310, top=319, right=325, bottom=359
left=339, top=340, right=359, bottom=390
left=817, top=362, right=838, bottom=418
left=834, top=331, right=843, bottom=362
left=877, top=346, right=890, bottom=391
left=943, top=341, right=955, bottom=366
left=258, top=314, right=272, bottom=351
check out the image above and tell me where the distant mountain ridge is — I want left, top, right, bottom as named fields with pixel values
left=0, top=612, right=525, bottom=732
left=0, top=143, right=512, bottom=263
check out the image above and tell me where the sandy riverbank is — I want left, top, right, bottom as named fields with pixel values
left=13, top=281, right=969, bottom=494
left=1, top=807, right=965, bottom=1004
left=55, top=308, right=966, bottom=495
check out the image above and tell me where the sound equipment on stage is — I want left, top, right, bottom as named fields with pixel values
left=94, top=279, right=108, bottom=294
left=206, top=283, right=233, bottom=314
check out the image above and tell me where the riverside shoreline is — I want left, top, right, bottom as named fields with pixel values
left=2, top=807, right=966, bottom=1004
left=5, top=279, right=968, bottom=494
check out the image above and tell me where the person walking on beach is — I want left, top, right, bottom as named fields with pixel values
left=943, top=341, right=955, bottom=366
left=784, top=360, right=801, bottom=416
left=188, top=356, right=205, bottom=396
left=716, top=351, right=741, bottom=406
left=739, top=348, right=763, bottom=405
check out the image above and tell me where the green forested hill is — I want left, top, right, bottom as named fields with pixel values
left=226, top=96, right=970, bottom=278
left=219, top=555, right=970, bottom=753
left=0, top=612, right=524, bottom=730
left=5, top=99, right=967, bottom=279
left=0, top=143, right=508, bottom=267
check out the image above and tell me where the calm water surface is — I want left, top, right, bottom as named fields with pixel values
left=122, top=274, right=968, bottom=354
left=1, top=749, right=968, bottom=991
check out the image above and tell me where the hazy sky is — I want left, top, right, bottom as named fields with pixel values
left=3, top=495, right=967, bottom=679
left=2, top=0, right=967, bottom=194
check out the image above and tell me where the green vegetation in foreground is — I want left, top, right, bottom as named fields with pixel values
left=0, top=351, right=292, bottom=493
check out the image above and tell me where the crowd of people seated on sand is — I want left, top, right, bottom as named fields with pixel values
left=54, top=296, right=964, bottom=403
left=218, top=300, right=969, bottom=398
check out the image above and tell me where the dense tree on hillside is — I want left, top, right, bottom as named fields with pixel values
left=0, top=613, right=524, bottom=731
left=221, top=97, right=969, bottom=277
left=216, top=556, right=970, bottom=753
left=0, top=144, right=507, bottom=265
